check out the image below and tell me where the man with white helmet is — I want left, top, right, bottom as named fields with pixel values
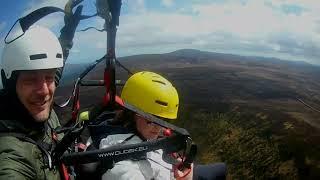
left=0, top=26, right=64, bottom=179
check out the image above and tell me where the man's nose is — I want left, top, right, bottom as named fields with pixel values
left=35, top=78, right=50, bottom=95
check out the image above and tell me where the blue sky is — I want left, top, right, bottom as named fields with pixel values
left=1, top=0, right=320, bottom=65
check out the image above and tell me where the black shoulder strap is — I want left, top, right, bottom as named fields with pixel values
left=120, top=134, right=135, bottom=144
left=0, top=132, right=53, bottom=169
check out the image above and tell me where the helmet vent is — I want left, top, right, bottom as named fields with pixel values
left=155, top=100, right=168, bottom=106
left=29, top=53, right=47, bottom=60
left=56, top=53, right=62, bottom=58
left=152, top=80, right=166, bottom=85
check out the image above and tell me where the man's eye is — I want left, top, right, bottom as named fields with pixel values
left=23, top=77, right=36, bottom=83
left=46, top=76, right=54, bottom=82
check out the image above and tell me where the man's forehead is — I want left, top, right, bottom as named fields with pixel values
left=19, top=69, right=57, bottom=75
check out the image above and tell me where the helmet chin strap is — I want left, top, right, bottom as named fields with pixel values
left=1, top=70, right=18, bottom=92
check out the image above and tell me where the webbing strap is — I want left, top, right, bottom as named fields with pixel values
left=5, top=7, right=65, bottom=44
left=20, top=7, right=64, bottom=32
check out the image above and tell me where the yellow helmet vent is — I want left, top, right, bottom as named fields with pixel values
left=155, top=100, right=168, bottom=106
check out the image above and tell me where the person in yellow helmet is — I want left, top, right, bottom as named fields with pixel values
left=99, top=71, right=193, bottom=180
left=98, top=71, right=227, bottom=180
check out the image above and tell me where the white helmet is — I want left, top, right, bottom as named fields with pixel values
left=1, top=26, right=63, bottom=88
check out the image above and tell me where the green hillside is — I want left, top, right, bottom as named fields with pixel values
left=176, top=105, right=320, bottom=179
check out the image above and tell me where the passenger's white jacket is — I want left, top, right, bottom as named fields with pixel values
left=100, top=133, right=174, bottom=180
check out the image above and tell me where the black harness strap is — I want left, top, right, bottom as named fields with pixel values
left=120, top=134, right=135, bottom=144
left=5, top=7, right=65, bottom=44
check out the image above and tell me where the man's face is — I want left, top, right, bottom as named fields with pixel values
left=16, top=69, right=56, bottom=122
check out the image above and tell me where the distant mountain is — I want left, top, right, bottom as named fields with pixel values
left=170, top=49, right=315, bottom=66
left=169, top=49, right=249, bottom=60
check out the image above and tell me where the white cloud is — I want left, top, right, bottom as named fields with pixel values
left=162, top=0, right=174, bottom=7
left=41, top=0, right=320, bottom=65
left=108, top=0, right=320, bottom=64
left=124, top=0, right=146, bottom=14
left=267, top=0, right=320, bottom=10
left=24, top=0, right=67, bottom=15
left=66, top=28, right=107, bottom=63
left=96, top=41, right=105, bottom=49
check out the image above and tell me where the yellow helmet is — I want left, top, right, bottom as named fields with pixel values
left=121, top=71, right=179, bottom=119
